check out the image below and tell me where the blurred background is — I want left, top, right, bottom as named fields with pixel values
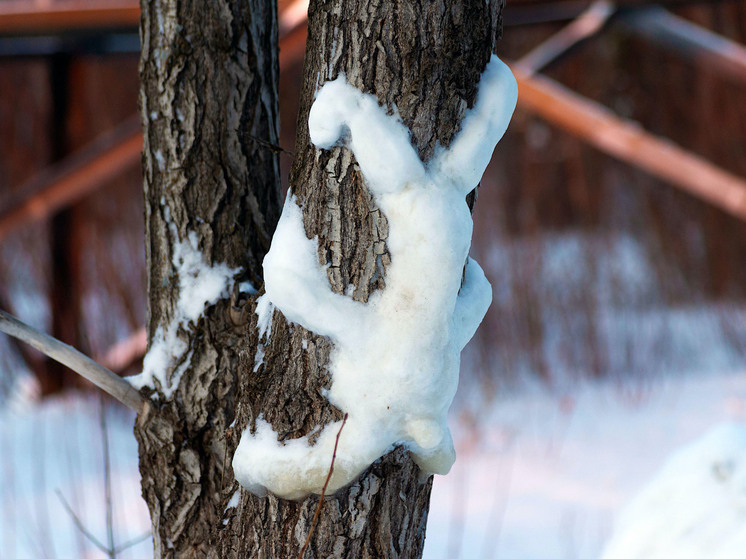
left=1, top=0, right=745, bottom=557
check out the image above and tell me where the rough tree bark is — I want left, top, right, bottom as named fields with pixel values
left=134, top=0, right=504, bottom=557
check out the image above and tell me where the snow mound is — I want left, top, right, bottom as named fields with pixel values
left=601, top=422, right=746, bottom=559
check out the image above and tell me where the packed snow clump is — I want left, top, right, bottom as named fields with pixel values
left=601, top=422, right=746, bottom=559
left=129, top=229, right=239, bottom=397
left=233, top=55, right=517, bottom=500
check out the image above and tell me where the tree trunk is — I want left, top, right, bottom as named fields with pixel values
left=134, top=0, right=504, bottom=557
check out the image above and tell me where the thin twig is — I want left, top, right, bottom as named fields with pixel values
left=64, top=422, right=87, bottom=558
left=100, top=397, right=116, bottom=559
left=482, top=445, right=517, bottom=559
left=34, top=411, right=56, bottom=559
left=0, top=309, right=144, bottom=412
left=55, top=489, right=111, bottom=555
left=245, top=133, right=294, bottom=156
left=297, top=413, right=348, bottom=559
left=114, top=532, right=152, bottom=554
left=2, top=427, right=17, bottom=559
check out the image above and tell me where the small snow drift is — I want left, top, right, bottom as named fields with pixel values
left=233, top=55, right=518, bottom=500
left=601, top=423, right=746, bottom=559
left=129, top=226, right=241, bottom=397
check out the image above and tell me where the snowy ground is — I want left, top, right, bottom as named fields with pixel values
left=426, top=370, right=746, bottom=558
left=2, top=368, right=746, bottom=558
left=0, top=391, right=150, bottom=559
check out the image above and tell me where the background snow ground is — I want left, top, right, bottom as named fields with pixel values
left=2, top=368, right=745, bottom=558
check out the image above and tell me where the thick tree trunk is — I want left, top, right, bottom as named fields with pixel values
left=135, top=0, right=504, bottom=557
left=135, top=0, right=282, bottom=555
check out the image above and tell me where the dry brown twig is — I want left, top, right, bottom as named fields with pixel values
left=297, top=413, right=349, bottom=559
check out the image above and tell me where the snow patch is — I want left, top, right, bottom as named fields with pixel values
left=154, top=149, right=165, bottom=172
left=239, top=281, right=257, bottom=295
left=129, top=230, right=239, bottom=397
left=253, top=345, right=265, bottom=373
left=174, top=232, right=239, bottom=323
left=233, top=55, right=517, bottom=499
left=255, top=293, right=274, bottom=339
left=224, top=489, right=241, bottom=513
left=601, top=422, right=746, bottom=559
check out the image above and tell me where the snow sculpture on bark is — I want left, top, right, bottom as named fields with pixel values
left=233, top=55, right=518, bottom=500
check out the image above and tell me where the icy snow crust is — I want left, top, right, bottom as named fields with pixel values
left=233, top=55, right=517, bottom=500
left=601, top=423, right=746, bottom=559
left=129, top=230, right=239, bottom=397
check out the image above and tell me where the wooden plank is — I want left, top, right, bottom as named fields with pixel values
left=279, top=0, right=308, bottom=37
left=97, top=327, right=146, bottom=372
left=507, top=0, right=716, bottom=6
left=515, top=0, right=616, bottom=75
left=280, top=23, right=307, bottom=69
left=0, top=116, right=142, bottom=241
left=504, top=0, right=730, bottom=26
left=278, top=0, right=308, bottom=69
left=619, top=6, right=746, bottom=83
left=270, top=7, right=746, bottom=221
left=0, top=0, right=306, bottom=36
left=0, top=0, right=726, bottom=37
left=0, top=0, right=303, bottom=237
left=514, top=67, right=746, bottom=220
left=0, top=0, right=139, bottom=35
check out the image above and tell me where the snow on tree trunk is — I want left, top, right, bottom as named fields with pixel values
left=233, top=55, right=516, bottom=499
left=134, top=0, right=506, bottom=557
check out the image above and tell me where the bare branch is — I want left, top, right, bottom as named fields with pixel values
left=55, top=489, right=111, bottom=555
left=0, top=309, right=144, bottom=412
left=114, top=532, right=152, bottom=554
left=97, top=327, right=146, bottom=373
left=297, top=413, right=349, bottom=559
left=513, top=0, right=615, bottom=76
left=514, top=68, right=746, bottom=221
left=100, top=398, right=116, bottom=559
left=0, top=116, right=141, bottom=242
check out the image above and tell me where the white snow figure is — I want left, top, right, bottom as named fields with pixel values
left=233, top=55, right=518, bottom=500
